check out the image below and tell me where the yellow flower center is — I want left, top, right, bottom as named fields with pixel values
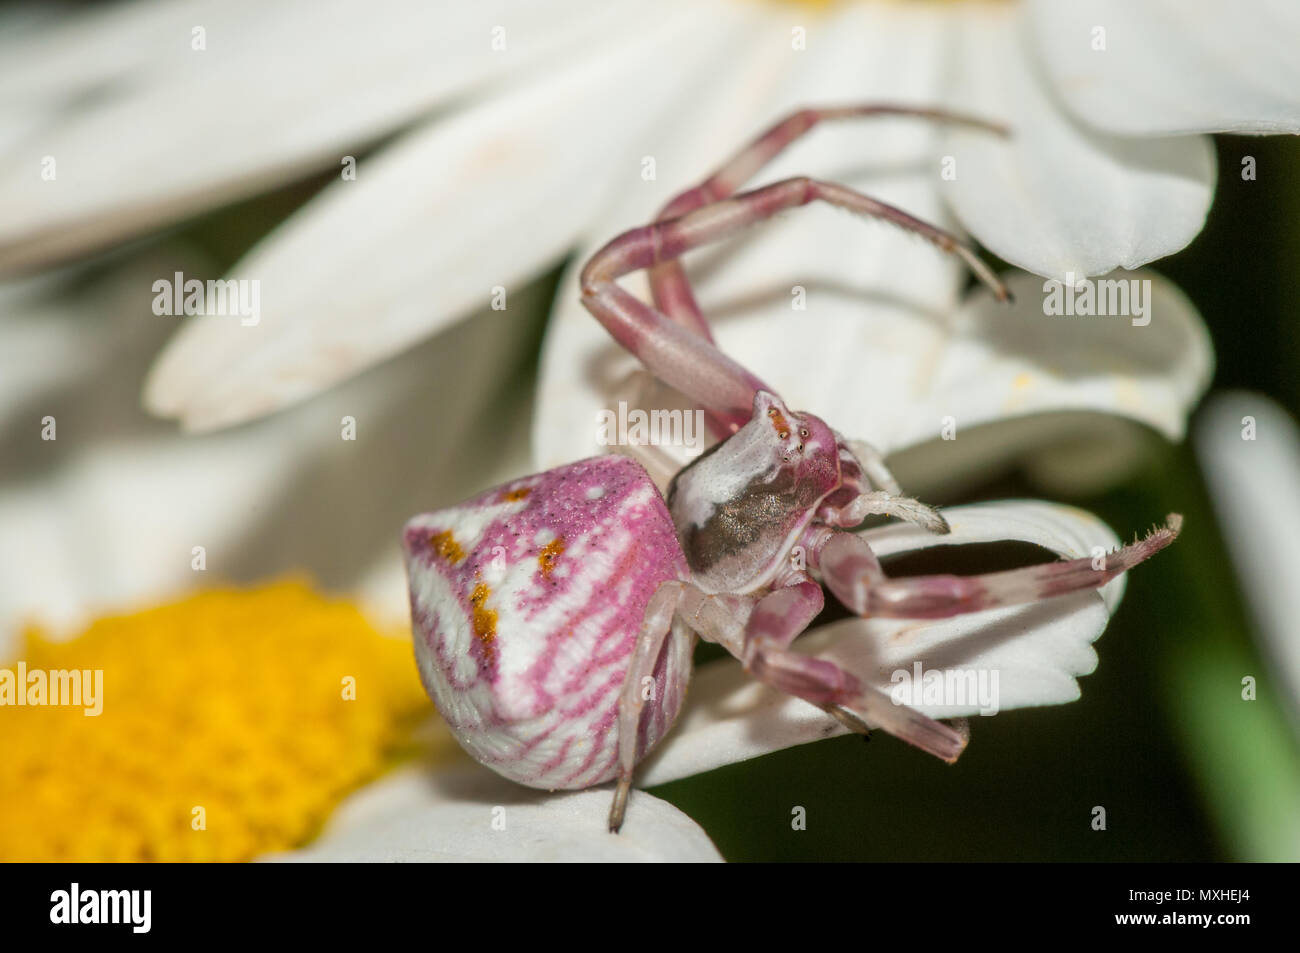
left=0, top=581, right=434, bottom=862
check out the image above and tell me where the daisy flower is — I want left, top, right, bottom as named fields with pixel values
left=0, top=237, right=1209, bottom=859
left=1, top=0, right=1291, bottom=429
left=3, top=0, right=1284, bottom=861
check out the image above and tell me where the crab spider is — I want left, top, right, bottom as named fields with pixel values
left=402, top=105, right=1180, bottom=834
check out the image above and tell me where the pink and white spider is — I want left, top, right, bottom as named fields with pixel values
left=402, top=105, right=1180, bottom=832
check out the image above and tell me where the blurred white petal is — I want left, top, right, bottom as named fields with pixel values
left=0, top=252, right=543, bottom=653
left=264, top=764, right=723, bottom=862
left=940, top=2, right=1215, bottom=281
left=1026, top=0, right=1300, bottom=136
left=1195, top=392, right=1300, bottom=725
left=0, top=0, right=640, bottom=271
left=143, top=0, right=733, bottom=431
left=1, top=0, right=258, bottom=106
left=639, top=500, right=1123, bottom=786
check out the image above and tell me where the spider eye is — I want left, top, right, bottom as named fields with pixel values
left=767, top=408, right=777, bottom=417
left=800, top=428, right=809, bottom=438
left=796, top=443, right=804, bottom=452
left=779, top=431, right=789, bottom=440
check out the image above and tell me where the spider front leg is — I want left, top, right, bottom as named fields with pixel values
left=580, top=177, right=1011, bottom=435
left=813, top=516, right=1183, bottom=621
left=647, top=104, right=1009, bottom=344
left=739, top=576, right=968, bottom=762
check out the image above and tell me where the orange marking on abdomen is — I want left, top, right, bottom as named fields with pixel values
left=501, top=486, right=532, bottom=502
left=469, top=582, right=498, bottom=664
left=538, top=538, right=566, bottom=578
left=431, top=530, right=466, bottom=564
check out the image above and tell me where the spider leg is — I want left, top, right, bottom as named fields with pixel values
left=609, top=580, right=688, bottom=833
left=609, top=580, right=758, bottom=832
left=821, top=437, right=951, bottom=534
left=647, top=104, right=1009, bottom=340
left=830, top=490, right=951, bottom=535
left=842, top=436, right=904, bottom=496
left=581, top=176, right=1011, bottom=434
left=738, top=577, right=968, bottom=763
left=814, top=516, right=1183, bottom=620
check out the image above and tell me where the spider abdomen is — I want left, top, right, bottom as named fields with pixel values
left=403, top=455, right=693, bottom=789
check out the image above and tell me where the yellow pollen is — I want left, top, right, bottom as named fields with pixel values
left=0, top=581, right=430, bottom=862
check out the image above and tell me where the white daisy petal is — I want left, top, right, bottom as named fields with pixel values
left=638, top=499, right=1124, bottom=786
left=1194, top=392, right=1300, bottom=721
left=0, top=0, right=250, bottom=107
left=940, top=1, right=1216, bottom=281
left=1026, top=0, right=1300, bottom=136
left=535, top=0, right=965, bottom=472
left=143, top=0, right=727, bottom=431
left=264, top=764, right=723, bottom=862
left=0, top=0, right=637, bottom=272
left=888, top=268, right=1213, bottom=497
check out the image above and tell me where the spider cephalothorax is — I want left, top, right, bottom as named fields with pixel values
left=668, top=392, right=841, bottom=595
